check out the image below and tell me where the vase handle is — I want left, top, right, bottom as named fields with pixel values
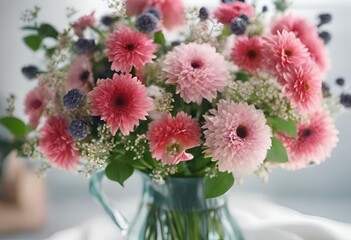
left=89, top=171, right=129, bottom=232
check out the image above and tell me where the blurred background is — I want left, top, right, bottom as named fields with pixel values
left=0, top=0, right=350, bottom=239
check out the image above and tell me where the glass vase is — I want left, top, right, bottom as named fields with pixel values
left=89, top=171, right=244, bottom=240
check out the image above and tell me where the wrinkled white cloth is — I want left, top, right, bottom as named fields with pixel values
left=47, top=195, right=351, bottom=240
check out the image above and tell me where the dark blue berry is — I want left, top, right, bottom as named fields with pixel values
left=319, top=31, right=331, bottom=45
left=63, top=88, right=83, bottom=109
left=68, top=120, right=89, bottom=140
left=340, top=93, right=351, bottom=108
left=101, top=15, right=113, bottom=26
left=21, top=65, right=39, bottom=79
left=317, top=13, right=332, bottom=27
left=75, top=39, right=96, bottom=54
left=199, top=7, right=209, bottom=21
left=221, top=0, right=235, bottom=3
left=239, top=14, right=249, bottom=24
left=231, top=17, right=248, bottom=35
left=336, top=77, right=345, bottom=86
left=135, top=13, right=158, bottom=34
left=262, top=5, right=268, bottom=13
left=145, top=7, right=161, bottom=20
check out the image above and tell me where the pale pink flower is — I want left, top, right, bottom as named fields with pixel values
left=263, top=30, right=310, bottom=77
left=283, top=62, right=322, bottom=115
left=203, top=100, right=272, bottom=175
left=39, top=116, right=80, bottom=170
left=24, top=87, right=52, bottom=128
left=271, top=14, right=330, bottom=74
left=89, top=73, right=152, bottom=136
left=147, top=112, right=201, bottom=165
left=213, top=1, right=255, bottom=25
left=71, top=12, right=95, bottom=37
left=303, top=36, right=330, bottom=74
left=106, top=27, right=157, bottom=73
left=66, top=56, right=93, bottom=92
left=125, top=0, right=186, bottom=30
left=163, top=43, right=230, bottom=104
left=231, top=36, right=264, bottom=73
left=278, top=110, right=338, bottom=170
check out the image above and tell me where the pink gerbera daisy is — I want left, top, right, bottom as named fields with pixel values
left=163, top=43, right=230, bottom=104
left=89, top=73, right=153, bottom=136
left=66, top=56, right=93, bottom=92
left=39, top=116, right=80, bottom=170
left=71, top=12, right=95, bottom=38
left=271, top=14, right=330, bottom=74
left=231, top=36, right=264, bottom=73
left=278, top=110, right=338, bottom=170
left=213, top=1, right=255, bottom=25
left=125, top=0, right=186, bottom=30
left=106, top=27, right=157, bottom=73
left=263, top=30, right=310, bottom=77
left=283, top=61, right=322, bottom=115
left=24, top=87, right=52, bottom=128
left=147, top=112, right=201, bottom=165
left=203, top=100, right=272, bottom=175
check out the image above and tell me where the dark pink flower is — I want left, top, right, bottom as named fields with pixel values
left=71, top=12, right=95, bottom=37
left=213, top=1, right=255, bottom=25
left=89, top=73, right=153, bottom=136
left=278, top=110, right=338, bottom=170
left=39, top=116, right=80, bottom=170
left=231, top=36, right=264, bottom=73
left=147, top=112, right=201, bottom=165
left=24, top=87, right=52, bottom=128
left=106, top=27, right=157, bottom=73
left=283, top=61, right=322, bottom=115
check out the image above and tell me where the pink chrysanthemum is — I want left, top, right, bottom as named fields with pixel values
left=24, top=87, right=52, bottom=128
left=263, top=30, right=310, bottom=77
left=147, top=112, right=201, bottom=165
left=39, top=116, right=80, bottom=170
left=66, top=56, right=93, bottom=92
left=283, top=62, right=322, bottom=115
left=203, top=100, right=272, bottom=175
left=278, top=110, right=338, bottom=170
left=231, top=36, right=264, bottom=73
left=163, top=43, right=230, bottom=104
left=271, top=14, right=330, bottom=74
left=125, top=0, right=186, bottom=30
left=213, top=1, right=255, bottom=25
left=89, top=73, right=152, bottom=136
left=106, top=27, right=157, bottom=73
left=71, top=12, right=95, bottom=37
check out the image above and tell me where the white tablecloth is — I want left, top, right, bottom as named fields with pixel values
left=47, top=195, right=351, bottom=240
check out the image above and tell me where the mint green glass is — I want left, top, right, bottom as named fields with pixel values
left=89, top=171, right=244, bottom=240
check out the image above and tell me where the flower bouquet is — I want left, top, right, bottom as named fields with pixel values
left=1, top=0, right=349, bottom=239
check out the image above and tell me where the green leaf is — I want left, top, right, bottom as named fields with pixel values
left=267, top=117, right=297, bottom=138
left=154, top=31, right=166, bottom=49
left=204, top=172, right=234, bottom=199
left=235, top=71, right=251, bottom=81
left=0, top=116, right=31, bottom=138
left=38, top=23, right=58, bottom=39
left=221, top=25, right=232, bottom=37
left=22, top=25, right=39, bottom=31
left=23, top=35, right=43, bottom=51
left=267, top=136, right=288, bottom=163
left=105, top=160, right=134, bottom=186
